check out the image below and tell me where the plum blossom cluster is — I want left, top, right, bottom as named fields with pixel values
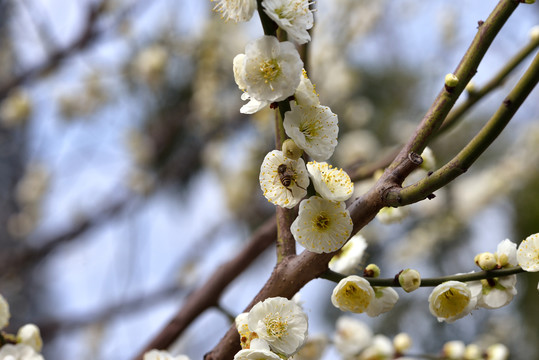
left=233, top=297, right=308, bottom=358
left=224, top=0, right=354, bottom=255
left=0, top=293, right=45, bottom=360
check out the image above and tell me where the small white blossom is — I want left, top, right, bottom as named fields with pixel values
left=291, top=196, right=353, bottom=253
left=516, top=232, right=539, bottom=271
left=234, top=36, right=303, bottom=104
left=0, top=293, right=9, bottom=329
left=284, top=103, right=338, bottom=162
left=359, top=335, right=393, bottom=360
left=236, top=312, right=255, bottom=349
left=428, top=281, right=477, bottom=323
left=289, top=334, right=328, bottom=360
left=247, top=297, right=308, bottom=356
left=334, top=316, right=373, bottom=359
left=212, top=0, right=257, bottom=22
left=307, top=161, right=354, bottom=201
left=234, top=339, right=282, bottom=360
left=0, top=344, right=44, bottom=360
left=17, top=324, right=43, bottom=353
left=393, top=333, right=412, bottom=354
left=329, top=233, right=367, bottom=275
left=331, top=275, right=375, bottom=313
left=262, top=0, right=313, bottom=44
left=495, top=239, right=517, bottom=267
left=259, top=150, right=309, bottom=208
left=366, top=287, right=399, bottom=317
left=468, top=276, right=517, bottom=309
left=376, top=206, right=408, bottom=224
left=294, top=70, right=319, bottom=107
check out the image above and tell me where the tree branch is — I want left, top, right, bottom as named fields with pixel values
left=385, top=49, right=539, bottom=206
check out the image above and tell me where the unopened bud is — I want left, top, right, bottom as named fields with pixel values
left=364, top=264, right=380, bottom=278
left=398, top=268, right=421, bottom=293
left=282, top=139, right=303, bottom=160
left=486, top=343, right=509, bottom=360
left=496, top=253, right=509, bottom=268
left=465, top=81, right=476, bottom=94
left=393, top=332, right=412, bottom=354
left=475, top=252, right=497, bottom=270
left=464, top=343, right=482, bottom=360
left=17, top=323, right=43, bottom=352
left=443, top=340, right=465, bottom=359
left=524, top=0, right=535, bottom=4
left=445, top=73, right=459, bottom=89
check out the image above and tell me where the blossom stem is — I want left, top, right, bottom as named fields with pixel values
left=437, top=34, right=539, bottom=136
left=386, top=49, right=539, bottom=206
left=321, top=266, right=525, bottom=287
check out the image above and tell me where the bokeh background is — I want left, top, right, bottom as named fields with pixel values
left=0, top=0, right=538, bottom=359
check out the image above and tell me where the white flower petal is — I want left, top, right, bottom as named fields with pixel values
left=331, top=275, right=374, bottom=313
left=517, top=233, right=539, bottom=272
left=213, top=0, right=257, bottom=22
left=0, top=293, right=9, bottom=330
left=307, top=161, right=354, bottom=201
left=333, top=316, right=372, bottom=358
left=428, top=281, right=476, bottom=323
left=329, top=233, right=367, bottom=275
left=496, top=239, right=517, bottom=267
left=366, top=287, right=399, bottom=317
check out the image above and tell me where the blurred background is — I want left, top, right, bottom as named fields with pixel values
left=0, top=0, right=538, bottom=359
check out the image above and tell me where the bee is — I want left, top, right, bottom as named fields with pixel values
left=275, top=163, right=305, bottom=194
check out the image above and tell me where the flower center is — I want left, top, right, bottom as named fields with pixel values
left=436, top=288, right=469, bottom=317
left=264, top=312, right=288, bottom=339
left=313, top=211, right=330, bottom=231
left=260, top=59, right=281, bottom=84
left=340, top=283, right=371, bottom=311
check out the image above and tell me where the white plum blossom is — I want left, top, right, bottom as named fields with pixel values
left=0, top=344, right=44, bottom=360
left=329, top=233, right=367, bottom=275
left=288, top=334, right=328, bottom=360
left=284, top=103, right=338, bottom=162
left=495, top=239, right=517, bottom=267
left=443, top=340, right=465, bottom=359
left=294, top=70, right=319, bottom=106
left=247, top=297, right=308, bottom=356
left=468, top=275, right=517, bottom=309
left=259, top=150, right=309, bottom=208
left=0, top=293, right=9, bottom=329
left=307, top=161, right=354, bottom=201
left=333, top=316, right=373, bottom=359
left=376, top=206, right=408, bottom=224
left=234, top=36, right=303, bottom=104
left=212, top=0, right=257, bottom=22
left=236, top=312, right=255, bottom=349
left=17, top=324, right=43, bottom=353
left=366, top=287, right=399, bottom=317
left=291, top=196, right=353, bottom=253
left=331, top=275, right=375, bottom=314
left=428, top=281, right=478, bottom=323
left=234, top=339, right=282, bottom=360
left=262, top=0, right=313, bottom=44
left=516, top=232, right=539, bottom=271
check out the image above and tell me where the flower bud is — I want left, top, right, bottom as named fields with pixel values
left=443, top=340, right=465, bottom=359
left=17, top=323, right=43, bottom=352
left=364, top=264, right=380, bottom=278
left=0, top=293, right=9, bottom=329
left=398, top=269, right=421, bottom=293
left=524, top=0, right=535, bottom=4
left=282, top=139, right=303, bottom=160
left=464, top=343, right=482, bottom=360
left=475, top=252, right=497, bottom=270
left=393, top=332, right=412, bottom=354
left=486, top=343, right=509, bottom=360
left=465, top=81, right=476, bottom=94
left=444, top=73, right=459, bottom=89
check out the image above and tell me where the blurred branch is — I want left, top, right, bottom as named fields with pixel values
left=37, top=283, right=183, bottom=338
left=204, top=1, right=521, bottom=358
left=134, top=216, right=277, bottom=360
left=386, top=50, right=539, bottom=206
left=0, top=194, right=130, bottom=276
left=0, top=0, right=106, bottom=99
left=321, top=266, right=525, bottom=286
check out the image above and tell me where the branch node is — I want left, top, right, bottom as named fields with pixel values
left=408, top=151, right=423, bottom=165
